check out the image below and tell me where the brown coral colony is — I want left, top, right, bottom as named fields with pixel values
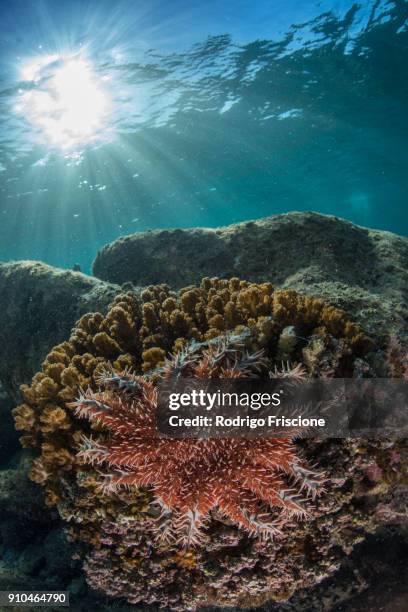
left=14, top=278, right=370, bottom=503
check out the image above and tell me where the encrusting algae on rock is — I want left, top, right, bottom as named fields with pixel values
left=11, top=277, right=406, bottom=610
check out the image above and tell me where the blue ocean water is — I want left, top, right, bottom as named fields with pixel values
left=0, top=0, right=407, bottom=273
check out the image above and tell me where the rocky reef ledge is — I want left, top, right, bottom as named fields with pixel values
left=93, top=212, right=408, bottom=339
left=0, top=261, right=120, bottom=399
left=1, top=213, right=407, bottom=400
left=0, top=212, right=407, bottom=611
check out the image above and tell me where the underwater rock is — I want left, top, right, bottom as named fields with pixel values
left=0, top=384, right=19, bottom=464
left=0, top=463, right=43, bottom=523
left=0, top=261, right=121, bottom=399
left=92, top=212, right=408, bottom=339
left=274, top=525, right=408, bottom=612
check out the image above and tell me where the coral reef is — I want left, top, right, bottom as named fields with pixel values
left=11, top=276, right=407, bottom=610
left=387, top=335, right=408, bottom=378
left=0, top=214, right=405, bottom=611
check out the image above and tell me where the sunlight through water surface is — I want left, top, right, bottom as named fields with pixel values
left=15, top=55, right=110, bottom=149
left=0, top=0, right=407, bottom=271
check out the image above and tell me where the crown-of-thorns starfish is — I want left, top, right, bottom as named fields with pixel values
left=73, top=335, right=324, bottom=547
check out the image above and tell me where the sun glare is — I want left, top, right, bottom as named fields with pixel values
left=16, top=54, right=110, bottom=149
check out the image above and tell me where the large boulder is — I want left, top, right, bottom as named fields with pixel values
left=92, top=212, right=408, bottom=339
left=0, top=261, right=121, bottom=399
